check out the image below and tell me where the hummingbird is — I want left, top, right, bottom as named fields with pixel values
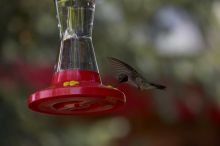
left=108, top=57, right=166, bottom=90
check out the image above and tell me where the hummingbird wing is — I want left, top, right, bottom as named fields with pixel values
left=107, top=57, right=139, bottom=78
left=107, top=57, right=139, bottom=87
left=108, top=57, right=166, bottom=90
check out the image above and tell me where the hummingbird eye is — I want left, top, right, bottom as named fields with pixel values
left=118, top=74, right=128, bottom=83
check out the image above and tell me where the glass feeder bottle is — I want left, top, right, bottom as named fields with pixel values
left=55, top=0, right=98, bottom=72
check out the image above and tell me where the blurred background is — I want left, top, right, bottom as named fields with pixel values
left=1, top=0, right=220, bottom=145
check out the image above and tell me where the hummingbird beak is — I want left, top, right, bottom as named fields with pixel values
left=149, top=83, right=166, bottom=90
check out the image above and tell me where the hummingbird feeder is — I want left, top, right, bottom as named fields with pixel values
left=28, top=0, right=126, bottom=115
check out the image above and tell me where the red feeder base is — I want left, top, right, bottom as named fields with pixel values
left=28, top=70, right=126, bottom=115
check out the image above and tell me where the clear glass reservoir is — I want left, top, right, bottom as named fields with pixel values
left=55, top=0, right=98, bottom=71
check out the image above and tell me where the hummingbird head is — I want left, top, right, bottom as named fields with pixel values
left=118, top=73, right=128, bottom=83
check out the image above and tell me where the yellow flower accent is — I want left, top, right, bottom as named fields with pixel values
left=69, top=80, right=79, bottom=86
left=63, top=80, right=79, bottom=87
left=106, top=85, right=114, bottom=89
left=63, top=81, right=70, bottom=87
